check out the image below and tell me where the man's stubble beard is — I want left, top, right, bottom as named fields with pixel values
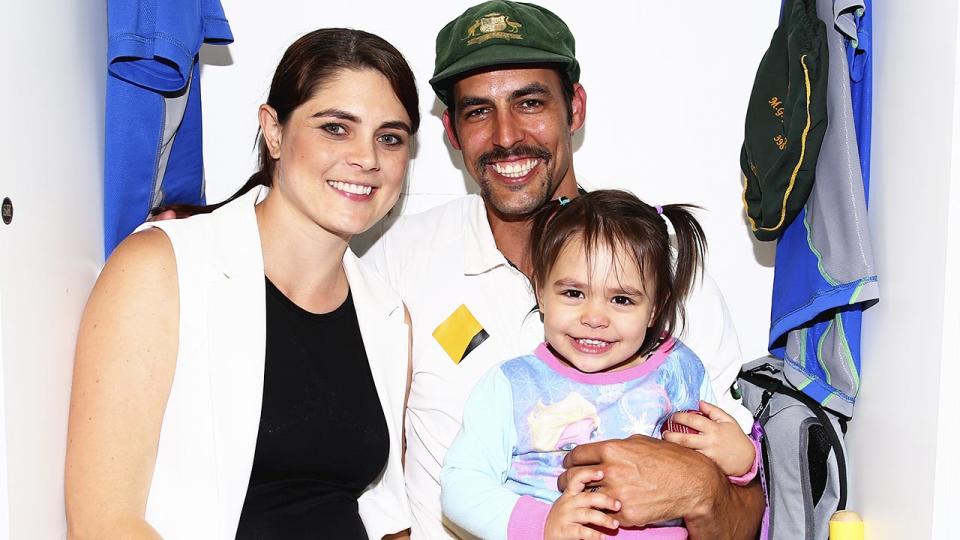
left=478, top=168, right=556, bottom=220
left=474, top=144, right=558, bottom=220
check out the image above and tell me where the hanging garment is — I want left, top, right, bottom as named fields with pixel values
left=740, top=0, right=830, bottom=241
left=768, top=0, right=877, bottom=418
left=104, top=0, right=233, bottom=256
left=842, top=0, right=872, bottom=200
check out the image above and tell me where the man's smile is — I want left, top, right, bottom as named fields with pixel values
left=490, top=158, right=540, bottom=178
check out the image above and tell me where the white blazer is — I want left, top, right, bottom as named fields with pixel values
left=139, top=187, right=410, bottom=538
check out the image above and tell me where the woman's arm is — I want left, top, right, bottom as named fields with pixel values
left=65, top=229, right=180, bottom=539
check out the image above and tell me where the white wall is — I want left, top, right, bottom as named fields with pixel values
left=932, top=68, right=960, bottom=535
left=0, top=1, right=107, bottom=537
left=201, top=1, right=781, bottom=364
left=845, top=0, right=960, bottom=538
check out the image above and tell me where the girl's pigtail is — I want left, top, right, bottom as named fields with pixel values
left=660, top=204, right=707, bottom=326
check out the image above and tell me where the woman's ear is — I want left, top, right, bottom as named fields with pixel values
left=259, top=104, right=283, bottom=159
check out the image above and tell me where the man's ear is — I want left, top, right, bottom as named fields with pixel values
left=570, top=83, right=587, bottom=132
left=259, top=104, right=283, bottom=159
left=441, top=109, right=462, bottom=150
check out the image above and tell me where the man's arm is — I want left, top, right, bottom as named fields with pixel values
left=559, top=435, right=764, bottom=540
left=685, top=469, right=765, bottom=540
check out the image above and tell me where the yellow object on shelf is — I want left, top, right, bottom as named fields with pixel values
left=829, top=510, right=864, bottom=540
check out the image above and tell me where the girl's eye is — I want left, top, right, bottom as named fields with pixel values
left=612, top=295, right=634, bottom=306
left=322, top=123, right=347, bottom=136
left=561, top=289, right=584, bottom=299
left=378, top=133, right=405, bottom=146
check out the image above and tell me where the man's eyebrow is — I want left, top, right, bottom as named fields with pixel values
left=456, top=82, right=553, bottom=110
left=457, top=96, right=492, bottom=110
left=510, top=82, right=551, bottom=101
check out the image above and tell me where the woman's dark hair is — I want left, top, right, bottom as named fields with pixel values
left=156, top=28, right=419, bottom=218
left=529, top=190, right=707, bottom=357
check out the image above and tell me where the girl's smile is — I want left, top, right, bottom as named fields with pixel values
left=538, top=235, right=656, bottom=374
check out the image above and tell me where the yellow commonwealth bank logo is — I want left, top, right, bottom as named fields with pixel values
left=465, top=12, right=524, bottom=46
left=433, top=304, right=489, bottom=364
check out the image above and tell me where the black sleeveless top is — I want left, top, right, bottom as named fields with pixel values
left=235, top=278, right=389, bottom=539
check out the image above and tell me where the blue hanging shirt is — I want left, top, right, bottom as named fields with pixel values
left=104, top=0, right=233, bottom=256
left=768, top=0, right=876, bottom=417
left=846, top=0, right=872, bottom=200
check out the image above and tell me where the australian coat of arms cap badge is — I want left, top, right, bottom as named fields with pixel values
left=465, top=12, right=523, bottom=45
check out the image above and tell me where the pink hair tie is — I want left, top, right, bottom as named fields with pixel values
left=655, top=205, right=664, bottom=215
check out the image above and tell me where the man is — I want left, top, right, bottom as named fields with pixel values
left=366, top=1, right=765, bottom=538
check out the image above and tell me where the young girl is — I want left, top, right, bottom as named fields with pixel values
left=440, top=190, right=759, bottom=540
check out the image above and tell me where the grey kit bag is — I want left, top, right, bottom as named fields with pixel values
left=738, top=357, right=849, bottom=540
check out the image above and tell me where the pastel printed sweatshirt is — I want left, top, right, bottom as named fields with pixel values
left=441, top=338, right=717, bottom=539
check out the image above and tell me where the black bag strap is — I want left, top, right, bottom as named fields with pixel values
left=739, top=368, right=848, bottom=510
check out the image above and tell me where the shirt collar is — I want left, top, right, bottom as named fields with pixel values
left=461, top=183, right=591, bottom=276
left=462, top=195, right=511, bottom=275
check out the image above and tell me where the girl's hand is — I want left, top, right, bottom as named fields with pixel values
left=545, top=469, right=621, bottom=540
left=661, top=400, right=756, bottom=477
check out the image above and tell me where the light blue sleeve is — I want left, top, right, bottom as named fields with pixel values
left=676, top=344, right=716, bottom=405
left=440, top=367, right=520, bottom=540
left=700, top=361, right=717, bottom=404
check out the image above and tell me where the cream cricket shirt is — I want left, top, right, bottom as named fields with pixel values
left=365, top=194, right=751, bottom=539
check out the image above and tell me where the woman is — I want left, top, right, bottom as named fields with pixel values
left=65, top=29, right=419, bottom=539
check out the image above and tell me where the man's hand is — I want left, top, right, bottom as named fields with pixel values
left=559, top=435, right=721, bottom=526
left=558, top=435, right=765, bottom=539
left=545, top=468, right=621, bottom=540
left=661, top=401, right=756, bottom=477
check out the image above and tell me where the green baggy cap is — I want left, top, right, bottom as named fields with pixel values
left=740, top=0, right=829, bottom=241
left=431, top=1, right=580, bottom=106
